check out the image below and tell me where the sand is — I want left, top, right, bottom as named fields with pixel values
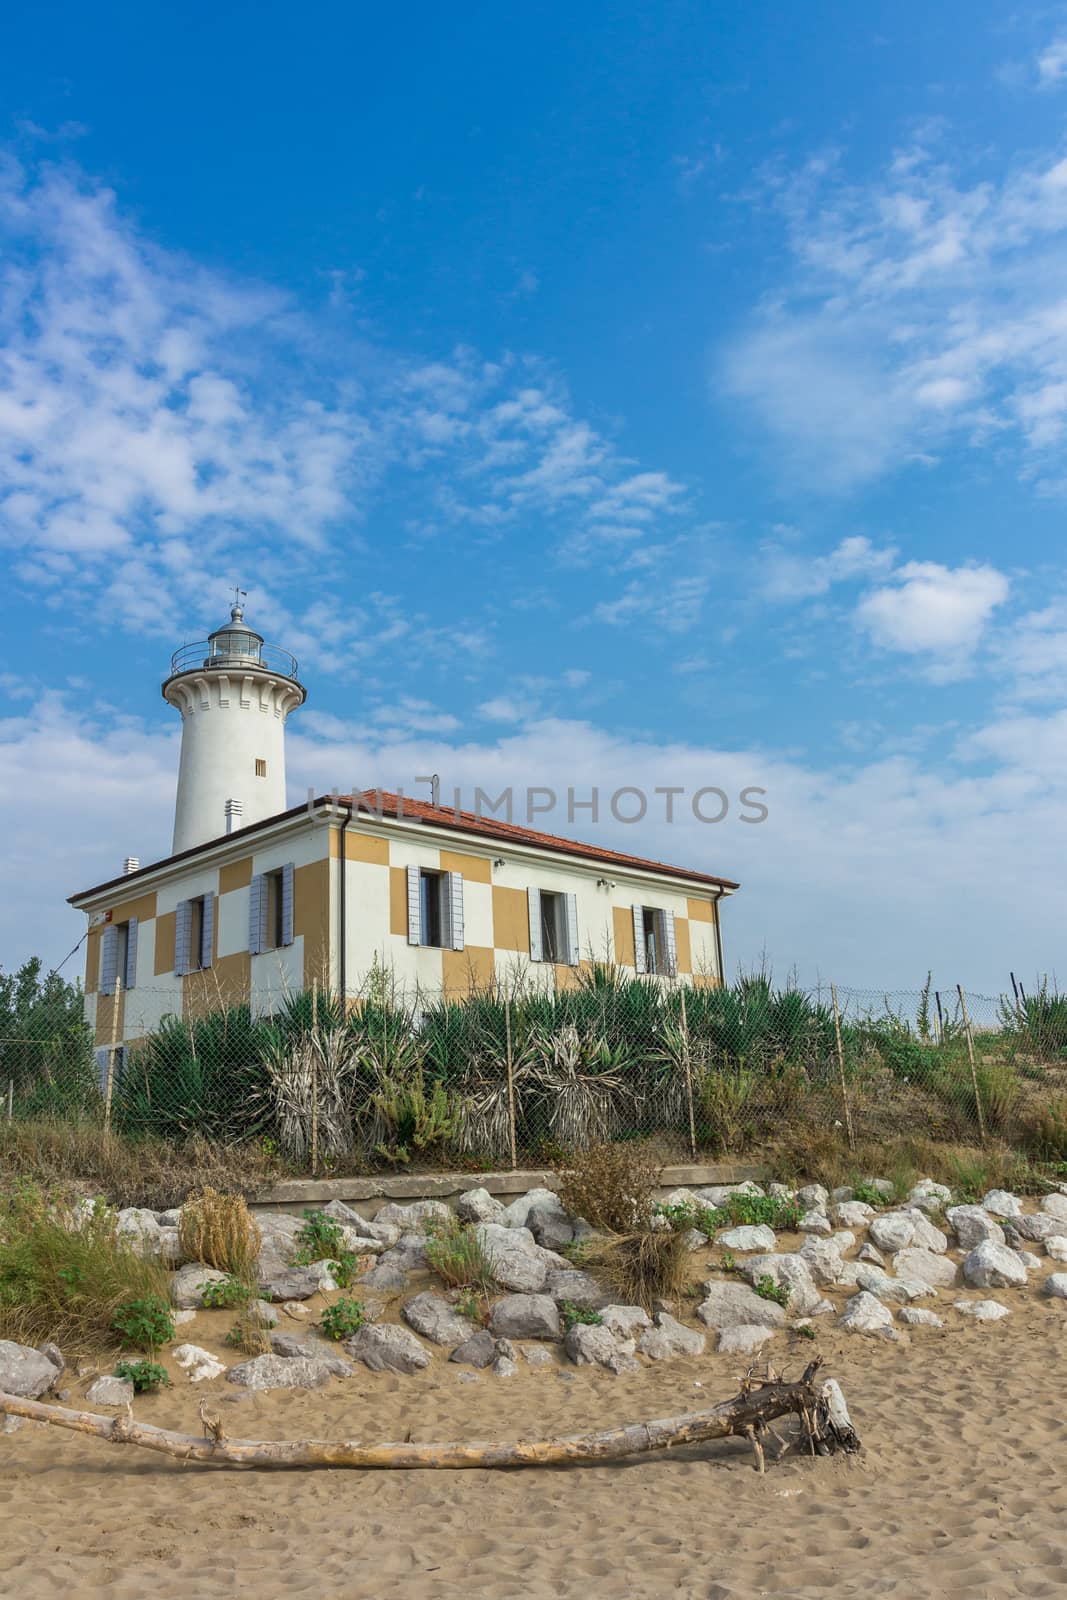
left=3, top=1288, right=1067, bottom=1600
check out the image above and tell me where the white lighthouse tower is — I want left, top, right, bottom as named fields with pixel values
left=162, top=597, right=307, bottom=853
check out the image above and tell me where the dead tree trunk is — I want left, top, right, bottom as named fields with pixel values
left=0, top=1358, right=858, bottom=1473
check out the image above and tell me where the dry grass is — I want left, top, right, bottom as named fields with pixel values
left=424, top=1213, right=495, bottom=1295
left=555, top=1140, right=662, bottom=1233
left=768, top=1125, right=1048, bottom=1200
left=0, top=1122, right=280, bottom=1209
left=0, top=1186, right=170, bottom=1357
left=583, top=1226, right=691, bottom=1311
left=178, top=1187, right=262, bottom=1277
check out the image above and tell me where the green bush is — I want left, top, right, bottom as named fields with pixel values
left=200, top=1275, right=251, bottom=1310
left=319, top=1297, right=366, bottom=1341
left=558, top=1299, right=603, bottom=1332
left=112, top=1293, right=176, bottom=1351
left=114, top=1358, right=169, bottom=1392
left=754, top=1274, right=790, bottom=1307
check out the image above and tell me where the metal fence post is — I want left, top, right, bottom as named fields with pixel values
left=957, top=984, right=987, bottom=1142
left=830, top=984, right=856, bottom=1152
left=504, top=992, right=518, bottom=1171
left=6, top=1079, right=12, bottom=1122
left=679, top=983, right=697, bottom=1160
left=103, top=974, right=122, bottom=1137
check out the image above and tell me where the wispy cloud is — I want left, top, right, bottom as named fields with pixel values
left=855, top=560, right=1010, bottom=680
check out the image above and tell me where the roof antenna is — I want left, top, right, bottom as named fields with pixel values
left=416, top=773, right=441, bottom=808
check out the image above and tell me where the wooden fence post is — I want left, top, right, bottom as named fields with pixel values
left=830, top=984, right=855, bottom=1152
left=680, top=984, right=697, bottom=1160
left=310, top=981, right=320, bottom=1177
left=957, top=985, right=987, bottom=1143
left=504, top=992, right=518, bottom=1171
left=103, top=975, right=122, bottom=1137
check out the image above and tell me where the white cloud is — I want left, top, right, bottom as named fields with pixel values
left=1037, top=36, right=1067, bottom=88
left=762, top=534, right=898, bottom=600
left=855, top=561, right=1010, bottom=675
left=17, top=690, right=1065, bottom=993
left=995, top=598, right=1067, bottom=699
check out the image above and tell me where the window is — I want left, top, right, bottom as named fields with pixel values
left=632, top=905, right=677, bottom=977
left=249, top=863, right=295, bottom=954
left=406, top=865, right=464, bottom=949
left=99, top=917, right=138, bottom=994
left=527, top=887, right=578, bottom=965
left=255, top=758, right=267, bottom=778
left=175, top=895, right=214, bottom=975
left=189, top=897, right=210, bottom=970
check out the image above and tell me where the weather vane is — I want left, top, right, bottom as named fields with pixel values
left=231, top=584, right=247, bottom=612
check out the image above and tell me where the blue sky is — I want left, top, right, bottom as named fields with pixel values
left=0, top=1, right=1064, bottom=991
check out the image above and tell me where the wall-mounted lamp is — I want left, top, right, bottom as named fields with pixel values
left=596, top=877, right=616, bottom=890
left=493, top=857, right=506, bottom=869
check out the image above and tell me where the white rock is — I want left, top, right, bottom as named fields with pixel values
left=857, top=1242, right=885, bottom=1266
left=172, top=1343, right=226, bottom=1382
left=905, top=1211, right=949, bottom=1253
left=564, top=1323, right=638, bottom=1374
left=795, top=1184, right=828, bottom=1211
left=455, top=1187, right=506, bottom=1225
left=869, top=1213, right=916, bottom=1252
left=830, top=1186, right=853, bottom=1203
left=0, top=1341, right=61, bottom=1399
left=981, top=1189, right=1022, bottom=1218
left=1043, top=1273, right=1067, bottom=1299
left=838, top=1291, right=894, bottom=1332
left=797, top=1237, right=844, bottom=1286
left=865, top=1179, right=897, bottom=1200
left=681, top=1228, right=708, bottom=1252
left=1041, top=1193, right=1067, bottom=1222
left=833, top=1202, right=874, bottom=1228
left=797, top=1211, right=832, bottom=1235
left=946, top=1205, right=1005, bottom=1250
left=1017, top=1250, right=1042, bottom=1272
left=831, top=1231, right=857, bottom=1253
left=170, top=1264, right=230, bottom=1310
left=768, top=1183, right=795, bottom=1200
left=891, top=1247, right=959, bottom=1289
left=954, top=1298, right=1010, bottom=1321
left=695, top=1281, right=787, bottom=1331
left=501, top=1187, right=565, bottom=1230
left=962, top=1240, right=1028, bottom=1289
left=1006, top=1213, right=1067, bottom=1244
left=374, top=1199, right=452, bottom=1228
left=851, top=1264, right=934, bottom=1303
left=718, top=1224, right=777, bottom=1252
left=600, top=1304, right=652, bottom=1339
left=909, top=1179, right=951, bottom=1205
left=85, top=1375, right=134, bottom=1405
left=636, top=1312, right=705, bottom=1361
left=473, top=1223, right=548, bottom=1293
left=718, top=1323, right=776, bottom=1355
left=739, top=1253, right=823, bottom=1315
left=898, top=1306, right=944, bottom=1328
left=1045, top=1236, right=1067, bottom=1261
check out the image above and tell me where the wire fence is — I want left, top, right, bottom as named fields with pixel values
left=3, top=974, right=1067, bottom=1171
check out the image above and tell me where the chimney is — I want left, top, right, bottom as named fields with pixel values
left=123, top=857, right=140, bottom=875
left=225, top=798, right=243, bottom=835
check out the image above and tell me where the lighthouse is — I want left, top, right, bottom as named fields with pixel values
left=162, top=598, right=306, bottom=853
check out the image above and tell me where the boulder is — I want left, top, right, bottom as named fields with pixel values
left=695, top=1281, right=787, bottom=1331
left=798, top=1237, right=844, bottom=1285
left=522, top=1344, right=557, bottom=1368
left=946, top=1205, right=1005, bottom=1250
left=831, top=1230, right=857, bottom=1253
left=1017, top=1250, right=1042, bottom=1273
left=39, top=1343, right=64, bottom=1374
left=962, top=1241, right=1028, bottom=1289
left=501, top=1188, right=562, bottom=1230
left=377, top=1232, right=431, bottom=1272
left=739, top=1253, right=823, bottom=1316
left=857, top=1242, right=885, bottom=1266
left=1042, top=1193, right=1067, bottom=1222
left=718, top=1323, right=777, bottom=1356
left=527, top=1203, right=575, bottom=1251
left=898, top=1306, right=944, bottom=1328
left=600, top=1304, right=652, bottom=1339
left=257, top=1267, right=326, bottom=1302
left=116, top=1207, right=164, bottom=1258
left=172, top=1343, right=227, bottom=1382
left=838, top=1291, right=894, bottom=1333
left=488, top=1294, right=561, bottom=1341
left=1006, top=1213, right=1067, bottom=1245
left=831, top=1186, right=853, bottom=1203
left=909, top=1179, right=951, bottom=1206
left=474, top=1224, right=548, bottom=1293
left=0, top=1340, right=61, bottom=1399
left=1043, top=1273, right=1067, bottom=1299
left=344, top=1323, right=432, bottom=1374
left=85, top=1375, right=134, bottom=1405
left=157, top=1207, right=182, bottom=1228
left=1045, top=1236, right=1067, bottom=1261
left=492, top=1355, right=519, bottom=1377
left=564, top=1323, right=639, bottom=1374
left=455, top=1188, right=506, bottom=1226
left=228, top=1352, right=351, bottom=1388
left=768, top=1183, right=796, bottom=1200
left=374, top=1200, right=451, bottom=1229
left=833, top=1202, right=874, bottom=1228
left=449, top=1330, right=499, bottom=1368
left=981, top=1190, right=1023, bottom=1218
left=256, top=1213, right=304, bottom=1275
left=866, top=1179, right=897, bottom=1200
left=797, top=1211, right=832, bottom=1235
left=718, top=1224, right=777, bottom=1252
left=359, top=1260, right=410, bottom=1292
left=953, top=1298, right=1010, bottom=1321
left=681, top=1228, right=709, bottom=1252
left=869, top=1212, right=917, bottom=1253
left=636, top=1312, right=705, bottom=1361
left=322, top=1198, right=366, bottom=1228
left=543, top=1269, right=610, bottom=1310
left=907, top=1212, right=949, bottom=1253
left=796, top=1184, right=829, bottom=1211
left=401, top=1291, right=477, bottom=1347
left=891, top=1248, right=959, bottom=1289
left=171, top=1264, right=230, bottom=1310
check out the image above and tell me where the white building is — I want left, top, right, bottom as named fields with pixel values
left=70, top=605, right=738, bottom=1048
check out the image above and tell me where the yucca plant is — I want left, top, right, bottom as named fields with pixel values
left=256, top=1020, right=359, bottom=1161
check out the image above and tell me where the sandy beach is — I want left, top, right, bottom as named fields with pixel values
left=3, top=1287, right=1066, bottom=1600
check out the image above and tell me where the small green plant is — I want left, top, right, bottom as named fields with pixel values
left=225, top=1305, right=273, bottom=1354
left=849, top=1180, right=886, bottom=1207
left=424, top=1214, right=494, bottom=1294
left=112, top=1294, right=176, bottom=1352
left=200, top=1275, right=251, bottom=1310
left=454, top=1287, right=486, bottom=1325
left=293, top=1209, right=344, bottom=1262
left=319, top=1297, right=366, bottom=1341
left=559, top=1299, right=603, bottom=1332
left=753, top=1274, right=790, bottom=1308
left=114, top=1357, right=170, bottom=1392
left=794, top=1323, right=817, bottom=1341
left=718, top=1250, right=738, bottom=1274
left=711, top=1193, right=802, bottom=1231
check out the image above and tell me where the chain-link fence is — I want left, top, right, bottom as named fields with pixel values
left=3, top=974, right=1067, bottom=1171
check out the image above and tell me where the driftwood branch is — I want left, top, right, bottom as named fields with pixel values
left=0, top=1358, right=859, bottom=1472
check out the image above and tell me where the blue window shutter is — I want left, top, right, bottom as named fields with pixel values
left=200, top=896, right=215, bottom=969
left=174, top=900, right=192, bottom=976
left=407, top=866, right=421, bottom=946
left=99, top=925, right=119, bottom=996
left=527, top=888, right=543, bottom=962
left=659, top=910, right=677, bottom=977
left=95, top=1047, right=109, bottom=1093
left=446, top=871, right=464, bottom=951
left=248, top=874, right=266, bottom=955
left=123, top=918, right=138, bottom=990
left=564, top=893, right=579, bottom=966
left=632, top=906, right=646, bottom=974
left=280, top=863, right=295, bottom=947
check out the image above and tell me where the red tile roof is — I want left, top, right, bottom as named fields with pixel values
left=342, top=790, right=739, bottom=890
